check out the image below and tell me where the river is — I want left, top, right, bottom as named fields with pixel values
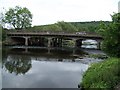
left=2, top=46, right=104, bottom=88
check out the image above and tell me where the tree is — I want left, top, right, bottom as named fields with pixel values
left=42, top=24, right=62, bottom=32
left=2, top=6, right=32, bottom=29
left=0, top=25, right=2, bottom=41
left=57, top=21, right=78, bottom=32
left=100, top=13, right=120, bottom=57
left=0, top=24, right=6, bottom=41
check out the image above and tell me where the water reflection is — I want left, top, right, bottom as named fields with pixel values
left=2, top=55, right=32, bottom=75
left=2, top=48, right=89, bottom=88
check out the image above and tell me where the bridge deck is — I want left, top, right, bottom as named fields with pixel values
left=7, top=31, right=103, bottom=40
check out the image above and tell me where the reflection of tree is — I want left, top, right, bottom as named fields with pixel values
left=2, top=55, right=32, bottom=75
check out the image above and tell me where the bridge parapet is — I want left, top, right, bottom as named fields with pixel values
left=6, top=30, right=102, bottom=38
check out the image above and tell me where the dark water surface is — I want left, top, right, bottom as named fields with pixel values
left=2, top=48, right=97, bottom=88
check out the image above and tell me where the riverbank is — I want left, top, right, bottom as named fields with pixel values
left=80, top=57, right=120, bottom=90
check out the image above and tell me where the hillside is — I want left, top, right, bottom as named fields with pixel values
left=3, top=21, right=111, bottom=33
left=29, top=21, right=111, bottom=33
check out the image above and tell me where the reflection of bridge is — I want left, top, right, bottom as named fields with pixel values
left=7, top=31, right=103, bottom=52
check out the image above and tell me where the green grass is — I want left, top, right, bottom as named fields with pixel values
left=80, top=58, right=120, bottom=90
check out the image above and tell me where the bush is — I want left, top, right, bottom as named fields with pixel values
left=99, top=13, right=120, bottom=57
left=80, top=58, right=120, bottom=89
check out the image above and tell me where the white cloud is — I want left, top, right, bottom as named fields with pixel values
left=0, top=0, right=119, bottom=26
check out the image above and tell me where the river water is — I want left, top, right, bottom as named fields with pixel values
left=2, top=47, right=103, bottom=88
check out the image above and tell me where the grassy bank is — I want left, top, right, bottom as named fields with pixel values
left=80, top=58, right=120, bottom=90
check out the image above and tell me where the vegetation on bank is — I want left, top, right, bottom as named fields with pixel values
left=80, top=13, right=120, bottom=89
left=80, top=58, right=120, bottom=89
left=99, top=13, right=120, bottom=57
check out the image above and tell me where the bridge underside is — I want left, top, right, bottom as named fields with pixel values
left=8, top=36, right=102, bottom=50
left=6, top=31, right=103, bottom=51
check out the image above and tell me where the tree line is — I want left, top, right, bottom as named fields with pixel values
left=29, top=21, right=111, bottom=33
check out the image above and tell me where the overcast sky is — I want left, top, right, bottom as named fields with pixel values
left=0, top=0, right=119, bottom=26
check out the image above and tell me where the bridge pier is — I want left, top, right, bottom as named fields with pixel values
left=52, top=38, right=63, bottom=47
left=72, top=39, right=77, bottom=55
left=58, top=38, right=62, bottom=47
left=47, top=37, right=52, bottom=53
left=53, top=38, right=57, bottom=47
left=23, top=37, right=30, bottom=46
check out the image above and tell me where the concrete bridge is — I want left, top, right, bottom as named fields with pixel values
left=6, top=31, right=103, bottom=51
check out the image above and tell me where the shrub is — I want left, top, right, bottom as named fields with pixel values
left=80, top=58, right=120, bottom=89
left=99, top=13, right=120, bottom=57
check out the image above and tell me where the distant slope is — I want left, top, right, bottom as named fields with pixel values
left=5, top=21, right=111, bottom=33
left=30, top=21, right=111, bottom=32
left=70, top=21, right=111, bottom=32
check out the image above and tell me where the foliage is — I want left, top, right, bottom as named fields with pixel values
left=0, top=13, right=4, bottom=27
left=97, top=21, right=109, bottom=36
left=5, top=21, right=111, bottom=33
left=42, top=23, right=62, bottom=32
left=28, top=21, right=78, bottom=32
left=56, top=21, right=78, bottom=32
left=99, top=13, right=120, bottom=57
left=2, top=29, right=6, bottom=41
left=0, top=25, right=2, bottom=41
left=80, top=58, right=120, bottom=89
left=2, top=6, right=32, bottom=29
left=71, top=21, right=110, bottom=32
left=27, top=21, right=110, bottom=33
left=0, top=25, right=6, bottom=41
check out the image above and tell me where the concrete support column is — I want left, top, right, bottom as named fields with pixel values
left=72, top=39, right=77, bottom=55
left=58, top=38, right=60, bottom=47
left=23, top=37, right=30, bottom=46
left=73, top=39, right=77, bottom=48
left=54, top=38, right=57, bottom=47
left=48, top=38, right=52, bottom=48
left=57, top=38, right=62, bottom=47
left=48, top=37, right=52, bottom=53
left=60, top=38, right=63, bottom=47
left=56, top=38, right=58, bottom=47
